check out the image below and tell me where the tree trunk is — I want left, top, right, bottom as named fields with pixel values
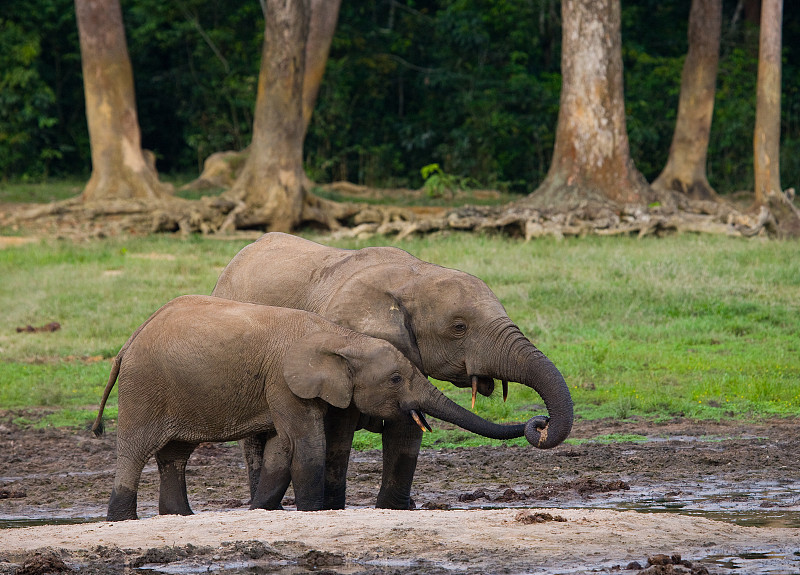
left=651, top=0, right=721, bottom=201
left=754, top=0, right=782, bottom=203
left=220, top=0, right=342, bottom=232
left=753, top=0, right=800, bottom=236
left=190, top=0, right=340, bottom=201
left=221, top=0, right=308, bottom=231
left=303, top=0, right=342, bottom=134
left=75, top=0, right=171, bottom=202
left=524, top=0, right=650, bottom=211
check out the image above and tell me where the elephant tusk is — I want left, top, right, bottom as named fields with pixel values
left=410, top=410, right=432, bottom=432
left=502, top=380, right=508, bottom=402
left=471, top=375, right=478, bottom=410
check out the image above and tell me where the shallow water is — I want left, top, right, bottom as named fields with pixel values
left=584, top=476, right=800, bottom=528
left=701, top=550, right=800, bottom=575
left=3, top=473, right=800, bottom=529
left=3, top=432, right=800, bottom=574
left=0, top=516, right=102, bottom=529
left=128, top=551, right=800, bottom=575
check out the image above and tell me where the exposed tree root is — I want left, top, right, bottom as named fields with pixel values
left=1, top=185, right=796, bottom=241
left=759, top=188, right=800, bottom=238
left=323, top=190, right=783, bottom=241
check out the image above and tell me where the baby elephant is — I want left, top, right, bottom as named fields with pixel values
left=93, top=295, right=527, bottom=521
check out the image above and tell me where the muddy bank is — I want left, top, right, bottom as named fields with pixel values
left=1, top=415, right=799, bottom=574
left=2, top=507, right=799, bottom=575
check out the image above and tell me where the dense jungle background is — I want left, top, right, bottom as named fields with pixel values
left=3, top=0, right=800, bottom=196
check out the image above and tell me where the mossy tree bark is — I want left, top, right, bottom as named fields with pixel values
left=75, top=0, right=171, bottom=202
left=753, top=0, right=800, bottom=237
left=651, top=0, right=721, bottom=201
left=524, top=0, right=650, bottom=211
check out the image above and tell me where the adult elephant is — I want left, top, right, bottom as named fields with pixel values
left=212, top=232, right=573, bottom=510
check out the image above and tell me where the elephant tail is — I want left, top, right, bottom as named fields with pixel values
left=90, top=298, right=172, bottom=438
left=91, top=353, right=121, bottom=437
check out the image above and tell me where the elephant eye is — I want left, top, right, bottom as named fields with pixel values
left=390, top=373, right=403, bottom=385
left=452, top=321, right=468, bottom=336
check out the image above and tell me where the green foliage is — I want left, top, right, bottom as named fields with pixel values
left=420, top=163, right=479, bottom=198
left=0, top=0, right=87, bottom=180
left=124, top=0, right=262, bottom=173
left=708, top=44, right=758, bottom=192
left=0, top=18, right=59, bottom=179
left=4, top=0, right=800, bottom=193
left=623, top=48, right=684, bottom=181
left=306, top=0, right=562, bottom=192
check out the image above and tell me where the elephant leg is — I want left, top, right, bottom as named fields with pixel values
left=250, top=434, right=291, bottom=510
left=255, top=403, right=326, bottom=511
left=108, top=448, right=150, bottom=521
left=376, top=417, right=423, bottom=510
left=290, top=434, right=326, bottom=511
left=240, top=433, right=268, bottom=502
left=155, top=441, right=197, bottom=516
left=322, top=405, right=361, bottom=510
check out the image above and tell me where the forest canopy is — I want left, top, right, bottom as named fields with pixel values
left=2, top=0, right=799, bottom=197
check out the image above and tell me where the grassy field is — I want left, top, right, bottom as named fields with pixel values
left=1, top=230, right=798, bottom=448
left=0, top=175, right=219, bottom=205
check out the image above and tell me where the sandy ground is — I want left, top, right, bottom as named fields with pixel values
left=1, top=415, right=799, bottom=574
left=3, top=507, right=798, bottom=574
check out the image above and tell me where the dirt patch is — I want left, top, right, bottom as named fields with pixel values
left=14, top=322, right=61, bottom=334
left=1, top=415, right=799, bottom=574
left=0, top=236, right=38, bottom=249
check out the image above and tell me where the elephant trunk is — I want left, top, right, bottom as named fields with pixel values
left=417, top=384, right=526, bottom=440
left=479, top=322, right=574, bottom=449
left=517, top=351, right=573, bottom=449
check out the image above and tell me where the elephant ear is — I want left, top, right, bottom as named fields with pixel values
left=324, top=277, right=424, bottom=371
left=283, top=332, right=354, bottom=409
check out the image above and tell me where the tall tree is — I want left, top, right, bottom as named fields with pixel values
left=651, top=0, right=721, bottom=201
left=754, top=0, right=781, bottom=204
left=74, top=0, right=171, bottom=202
left=753, top=0, right=800, bottom=235
left=303, top=0, right=341, bottom=134
left=524, top=0, right=650, bottom=210
left=220, top=0, right=341, bottom=232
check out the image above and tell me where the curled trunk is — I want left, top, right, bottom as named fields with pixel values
left=516, top=352, right=573, bottom=448
left=478, top=323, right=574, bottom=449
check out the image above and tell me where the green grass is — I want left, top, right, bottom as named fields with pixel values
left=0, top=178, right=86, bottom=204
left=1, top=230, right=799, bottom=444
left=0, top=174, right=220, bottom=205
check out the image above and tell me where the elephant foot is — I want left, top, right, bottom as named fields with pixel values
left=376, top=490, right=415, bottom=510
left=107, top=486, right=139, bottom=521
left=250, top=483, right=291, bottom=511
left=159, top=505, right=194, bottom=516
left=322, top=484, right=347, bottom=510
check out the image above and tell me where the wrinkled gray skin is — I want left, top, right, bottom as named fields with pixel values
left=92, top=295, right=530, bottom=521
left=211, top=233, right=574, bottom=510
